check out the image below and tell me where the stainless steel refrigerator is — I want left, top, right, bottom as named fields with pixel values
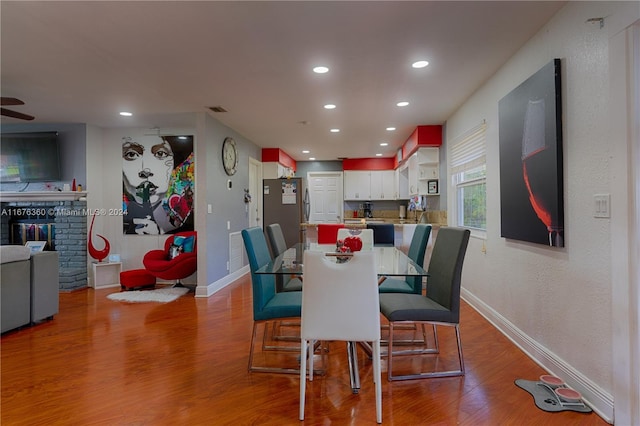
left=263, top=178, right=309, bottom=249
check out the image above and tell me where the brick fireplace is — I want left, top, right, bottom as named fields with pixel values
left=1, top=196, right=88, bottom=291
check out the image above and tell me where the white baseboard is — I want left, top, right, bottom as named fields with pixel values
left=194, top=265, right=249, bottom=298
left=461, top=288, right=614, bottom=424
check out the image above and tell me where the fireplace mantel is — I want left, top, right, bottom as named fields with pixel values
left=0, top=191, right=88, bottom=202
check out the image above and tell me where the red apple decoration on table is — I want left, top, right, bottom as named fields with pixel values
left=343, top=236, right=363, bottom=252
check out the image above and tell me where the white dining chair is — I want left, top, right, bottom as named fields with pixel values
left=299, top=250, right=382, bottom=423
left=337, top=228, right=374, bottom=249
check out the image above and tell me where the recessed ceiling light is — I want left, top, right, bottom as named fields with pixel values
left=412, top=60, right=430, bottom=68
left=386, top=127, right=396, bottom=131
left=330, top=128, right=340, bottom=133
left=309, top=157, right=316, bottom=161
left=375, top=153, right=383, bottom=157
left=119, top=111, right=132, bottom=117
left=380, top=143, right=388, bottom=146
left=396, top=101, right=409, bottom=107
left=313, top=66, right=329, bottom=74
left=302, top=150, right=310, bottom=154
left=324, top=104, right=336, bottom=109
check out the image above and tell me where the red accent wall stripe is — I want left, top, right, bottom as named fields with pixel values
left=342, top=157, right=395, bottom=170
left=402, top=125, right=442, bottom=161
left=261, top=148, right=297, bottom=171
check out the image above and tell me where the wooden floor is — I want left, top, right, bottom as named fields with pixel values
left=2, top=276, right=608, bottom=426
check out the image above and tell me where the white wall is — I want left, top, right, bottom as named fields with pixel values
left=446, top=2, right=639, bottom=422
left=85, top=114, right=262, bottom=296
left=87, top=125, right=197, bottom=286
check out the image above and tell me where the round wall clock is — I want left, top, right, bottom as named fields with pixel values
left=222, top=137, right=238, bottom=176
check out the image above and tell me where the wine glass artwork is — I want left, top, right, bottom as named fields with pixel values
left=521, top=99, right=563, bottom=247
left=498, top=59, right=563, bottom=247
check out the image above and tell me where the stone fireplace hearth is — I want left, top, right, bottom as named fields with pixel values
left=1, top=196, right=88, bottom=291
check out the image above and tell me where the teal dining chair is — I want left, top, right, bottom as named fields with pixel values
left=378, top=224, right=432, bottom=294
left=242, top=227, right=302, bottom=374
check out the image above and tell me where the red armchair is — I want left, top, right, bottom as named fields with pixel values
left=143, top=231, right=197, bottom=286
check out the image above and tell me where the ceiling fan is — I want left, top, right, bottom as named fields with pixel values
left=1, top=97, right=35, bottom=121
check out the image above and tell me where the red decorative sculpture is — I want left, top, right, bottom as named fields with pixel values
left=343, top=236, right=363, bottom=252
left=88, top=213, right=110, bottom=262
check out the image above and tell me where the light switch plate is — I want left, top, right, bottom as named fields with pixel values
left=594, top=194, right=610, bottom=218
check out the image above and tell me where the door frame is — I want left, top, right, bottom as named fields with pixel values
left=610, top=19, right=639, bottom=425
left=248, top=157, right=263, bottom=229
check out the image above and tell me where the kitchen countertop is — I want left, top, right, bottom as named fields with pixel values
left=301, top=218, right=446, bottom=227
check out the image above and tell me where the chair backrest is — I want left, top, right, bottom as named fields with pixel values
left=163, top=231, right=197, bottom=253
left=241, top=227, right=276, bottom=319
left=317, top=223, right=345, bottom=244
left=366, top=223, right=395, bottom=246
left=425, top=227, right=470, bottom=322
left=408, top=224, right=432, bottom=267
left=337, top=228, right=374, bottom=250
left=266, top=223, right=288, bottom=257
left=302, top=250, right=380, bottom=342
left=404, top=224, right=432, bottom=293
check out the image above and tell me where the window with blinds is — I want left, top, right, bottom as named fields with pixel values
left=451, top=123, right=487, bottom=231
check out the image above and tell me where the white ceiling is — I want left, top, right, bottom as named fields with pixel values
left=0, top=1, right=565, bottom=161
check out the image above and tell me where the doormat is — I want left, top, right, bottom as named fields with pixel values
left=515, top=379, right=592, bottom=414
left=107, top=286, right=189, bottom=303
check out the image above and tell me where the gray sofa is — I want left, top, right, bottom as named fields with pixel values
left=1, top=246, right=59, bottom=333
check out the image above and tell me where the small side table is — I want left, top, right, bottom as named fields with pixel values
left=92, top=262, right=122, bottom=289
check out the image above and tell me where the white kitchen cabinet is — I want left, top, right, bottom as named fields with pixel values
left=263, top=162, right=294, bottom=179
left=418, top=147, right=439, bottom=179
left=407, top=154, right=419, bottom=196
left=418, top=147, right=439, bottom=195
left=397, top=164, right=409, bottom=199
left=370, top=170, right=396, bottom=200
left=408, top=147, right=439, bottom=196
left=344, top=171, right=371, bottom=200
left=344, top=170, right=397, bottom=200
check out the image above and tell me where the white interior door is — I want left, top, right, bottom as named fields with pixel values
left=307, top=172, right=343, bottom=223
left=248, top=157, right=262, bottom=229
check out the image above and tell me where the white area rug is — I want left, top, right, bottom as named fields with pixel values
left=107, top=287, right=189, bottom=303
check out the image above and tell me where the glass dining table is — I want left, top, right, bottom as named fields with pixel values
left=256, top=242, right=428, bottom=393
left=256, top=242, right=427, bottom=279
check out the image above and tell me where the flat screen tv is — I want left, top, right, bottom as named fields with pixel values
left=0, top=132, right=61, bottom=183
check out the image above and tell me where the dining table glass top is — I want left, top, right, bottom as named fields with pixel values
left=256, top=243, right=428, bottom=278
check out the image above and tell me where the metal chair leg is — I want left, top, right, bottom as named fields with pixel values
left=249, top=321, right=300, bottom=374
left=387, top=321, right=464, bottom=381
left=250, top=320, right=326, bottom=375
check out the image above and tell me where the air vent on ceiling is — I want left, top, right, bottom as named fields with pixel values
left=208, top=106, right=228, bottom=113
